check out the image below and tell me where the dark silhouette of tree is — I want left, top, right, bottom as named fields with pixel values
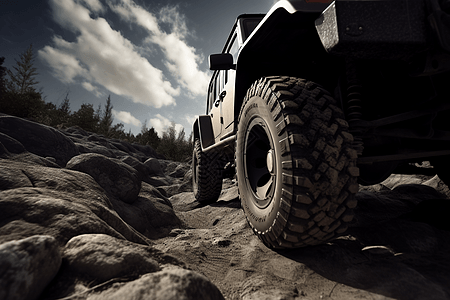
left=0, top=46, right=46, bottom=119
left=135, top=120, right=160, bottom=150
left=70, top=103, right=100, bottom=132
left=59, top=93, right=71, bottom=116
left=98, top=95, right=114, bottom=136
left=7, top=44, right=39, bottom=94
left=48, top=92, right=72, bottom=126
left=0, top=91, right=45, bottom=119
left=157, top=123, right=192, bottom=161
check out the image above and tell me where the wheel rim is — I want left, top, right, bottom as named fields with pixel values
left=244, top=117, right=276, bottom=208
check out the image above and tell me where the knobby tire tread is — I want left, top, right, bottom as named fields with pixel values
left=193, top=139, right=222, bottom=203
left=237, top=76, right=359, bottom=248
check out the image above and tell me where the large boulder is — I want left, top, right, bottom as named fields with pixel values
left=90, top=266, right=225, bottom=300
left=109, top=182, right=182, bottom=239
left=144, top=157, right=165, bottom=177
left=168, top=163, right=191, bottom=178
left=121, top=155, right=152, bottom=181
left=0, top=115, right=79, bottom=166
left=0, top=160, right=149, bottom=246
left=66, top=153, right=141, bottom=204
left=0, top=132, right=26, bottom=154
left=64, top=234, right=160, bottom=282
left=0, top=235, right=61, bottom=300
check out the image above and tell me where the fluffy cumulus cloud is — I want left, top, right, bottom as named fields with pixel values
left=39, top=0, right=209, bottom=108
left=149, top=114, right=183, bottom=137
left=81, top=82, right=102, bottom=97
left=82, top=0, right=105, bottom=12
left=112, top=109, right=142, bottom=127
left=109, top=0, right=209, bottom=97
left=38, top=44, right=87, bottom=84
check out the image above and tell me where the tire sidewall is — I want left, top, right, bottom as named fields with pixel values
left=236, top=95, right=286, bottom=232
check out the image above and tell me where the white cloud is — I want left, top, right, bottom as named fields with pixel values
left=110, top=0, right=209, bottom=97
left=149, top=114, right=183, bottom=137
left=82, top=0, right=105, bottom=13
left=112, top=109, right=142, bottom=127
left=153, top=33, right=209, bottom=96
left=38, top=44, right=87, bottom=83
left=81, top=82, right=102, bottom=97
left=159, top=6, right=188, bottom=36
left=39, top=0, right=179, bottom=108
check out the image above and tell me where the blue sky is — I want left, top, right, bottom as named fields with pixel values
left=1, top=0, right=274, bottom=136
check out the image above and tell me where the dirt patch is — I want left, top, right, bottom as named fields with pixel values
left=155, top=177, right=450, bottom=300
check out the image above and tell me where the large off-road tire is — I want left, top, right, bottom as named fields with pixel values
left=235, top=76, right=359, bottom=249
left=192, top=139, right=223, bottom=203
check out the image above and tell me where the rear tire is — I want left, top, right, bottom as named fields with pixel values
left=192, top=139, right=223, bottom=203
left=235, top=76, right=359, bottom=248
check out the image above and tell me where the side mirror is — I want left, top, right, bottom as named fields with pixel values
left=209, top=53, right=235, bottom=70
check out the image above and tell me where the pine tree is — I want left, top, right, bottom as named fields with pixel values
left=157, top=123, right=192, bottom=161
left=59, top=93, right=71, bottom=116
left=136, top=120, right=160, bottom=150
left=70, top=103, right=100, bottom=132
left=52, top=92, right=71, bottom=126
left=98, top=95, right=114, bottom=135
left=7, top=44, right=39, bottom=94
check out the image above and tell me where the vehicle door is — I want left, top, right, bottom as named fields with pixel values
left=209, top=70, right=225, bottom=139
left=220, top=33, right=239, bottom=138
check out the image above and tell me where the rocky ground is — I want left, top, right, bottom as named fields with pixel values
left=1, top=113, right=450, bottom=300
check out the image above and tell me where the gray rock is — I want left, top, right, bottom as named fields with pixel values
left=64, top=126, right=90, bottom=137
left=164, top=161, right=179, bottom=175
left=0, top=132, right=26, bottom=154
left=64, top=234, right=160, bottom=282
left=145, top=176, right=172, bottom=187
left=168, top=163, right=190, bottom=178
left=0, top=115, right=79, bottom=166
left=0, top=235, right=61, bottom=300
left=144, top=157, right=165, bottom=176
left=89, top=266, right=225, bottom=300
left=0, top=141, right=8, bottom=158
left=66, top=153, right=141, bottom=204
left=131, top=143, right=160, bottom=160
left=81, top=142, right=117, bottom=157
left=0, top=160, right=149, bottom=246
left=159, top=181, right=192, bottom=198
left=108, top=182, right=181, bottom=239
left=3, top=152, right=60, bottom=168
left=45, top=156, right=57, bottom=163
left=121, top=155, right=149, bottom=181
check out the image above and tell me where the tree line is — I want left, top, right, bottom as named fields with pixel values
left=0, top=45, right=192, bottom=162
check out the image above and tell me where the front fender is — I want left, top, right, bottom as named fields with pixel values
left=268, top=0, right=333, bottom=15
left=193, top=115, right=215, bottom=150
left=233, top=0, right=334, bottom=123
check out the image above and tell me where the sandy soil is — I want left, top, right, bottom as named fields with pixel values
left=155, top=175, right=450, bottom=300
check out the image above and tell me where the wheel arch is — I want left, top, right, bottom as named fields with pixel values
left=232, top=1, right=341, bottom=129
left=192, top=115, right=215, bottom=150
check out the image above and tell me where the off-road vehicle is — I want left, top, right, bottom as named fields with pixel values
left=192, top=0, right=450, bottom=249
